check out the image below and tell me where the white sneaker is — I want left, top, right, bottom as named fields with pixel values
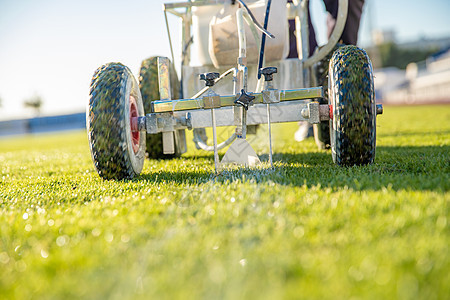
left=295, top=122, right=313, bottom=142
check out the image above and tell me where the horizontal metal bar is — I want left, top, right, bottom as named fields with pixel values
left=152, top=87, right=323, bottom=113
left=376, top=104, right=383, bottom=115
left=153, top=95, right=235, bottom=112
left=165, top=8, right=184, bottom=18
left=164, top=0, right=226, bottom=10
left=280, top=87, right=323, bottom=101
left=171, top=100, right=310, bottom=129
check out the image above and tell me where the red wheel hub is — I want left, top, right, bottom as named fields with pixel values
left=129, top=96, right=140, bottom=154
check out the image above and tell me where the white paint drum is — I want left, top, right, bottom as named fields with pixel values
left=208, top=0, right=289, bottom=68
left=191, top=3, right=222, bottom=66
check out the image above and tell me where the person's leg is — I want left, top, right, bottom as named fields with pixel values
left=287, top=2, right=318, bottom=58
left=289, top=0, right=365, bottom=58
left=324, top=0, right=365, bottom=45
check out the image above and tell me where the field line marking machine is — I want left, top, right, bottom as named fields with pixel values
left=87, top=0, right=383, bottom=180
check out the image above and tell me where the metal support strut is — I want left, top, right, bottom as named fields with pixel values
left=257, top=0, right=274, bottom=167
left=200, top=72, right=221, bottom=173
left=260, top=67, right=278, bottom=167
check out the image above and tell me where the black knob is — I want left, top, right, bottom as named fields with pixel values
left=259, top=67, right=277, bottom=81
left=199, top=72, right=220, bottom=87
left=234, top=89, right=255, bottom=110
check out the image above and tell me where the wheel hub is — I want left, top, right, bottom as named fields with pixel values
left=129, top=95, right=140, bottom=154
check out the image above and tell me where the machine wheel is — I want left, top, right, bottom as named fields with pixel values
left=87, top=63, right=146, bottom=180
left=329, top=45, right=376, bottom=166
left=139, top=57, right=181, bottom=159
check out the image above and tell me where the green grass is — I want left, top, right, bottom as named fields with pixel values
left=0, top=105, right=449, bottom=299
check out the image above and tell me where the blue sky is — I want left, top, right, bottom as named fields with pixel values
left=0, top=0, right=449, bottom=119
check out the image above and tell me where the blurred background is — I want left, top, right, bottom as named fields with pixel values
left=0, top=0, right=449, bottom=136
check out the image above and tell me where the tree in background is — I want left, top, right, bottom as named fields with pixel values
left=376, top=42, right=438, bottom=69
left=23, top=95, right=43, bottom=116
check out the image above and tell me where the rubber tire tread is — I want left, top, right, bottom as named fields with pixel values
left=329, top=45, right=376, bottom=166
left=139, top=57, right=181, bottom=159
left=88, top=63, right=144, bottom=180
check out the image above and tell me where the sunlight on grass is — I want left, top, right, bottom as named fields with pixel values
left=0, top=105, right=449, bottom=299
